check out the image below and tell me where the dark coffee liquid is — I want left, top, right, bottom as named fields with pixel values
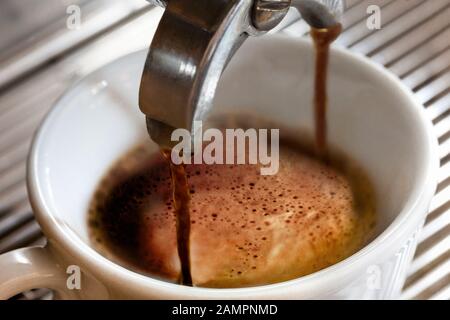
left=160, top=149, right=192, bottom=286
left=311, top=24, right=342, bottom=158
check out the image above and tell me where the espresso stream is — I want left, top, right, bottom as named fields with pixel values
left=311, top=24, right=343, bottom=158
left=160, top=149, right=192, bottom=286
left=88, top=24, right=376, bottom=287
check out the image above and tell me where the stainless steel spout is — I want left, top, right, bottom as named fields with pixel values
left=140, top=0, right=343, bottom=148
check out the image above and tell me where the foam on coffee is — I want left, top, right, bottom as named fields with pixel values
left=88, top=138, right=376, bottom=288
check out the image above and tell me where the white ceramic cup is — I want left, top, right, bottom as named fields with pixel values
left=0, top=35, right=439, bottom=299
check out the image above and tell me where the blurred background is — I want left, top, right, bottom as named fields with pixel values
left=0, top=0, right=448, bottom=299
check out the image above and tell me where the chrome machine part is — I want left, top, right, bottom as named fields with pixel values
left=140, top=0, right=343, bottom=148
left=140, top=0, right=256, bottom=148
left=291, top=0, right=344, bottom=28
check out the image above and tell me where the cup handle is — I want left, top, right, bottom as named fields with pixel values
left=0, top=246, right=79, bottom=300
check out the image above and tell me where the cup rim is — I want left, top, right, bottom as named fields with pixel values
left=27, top=35, right=439, bottom=298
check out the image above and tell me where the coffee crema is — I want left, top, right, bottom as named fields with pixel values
left=88, top=139, right=376, bottom=288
